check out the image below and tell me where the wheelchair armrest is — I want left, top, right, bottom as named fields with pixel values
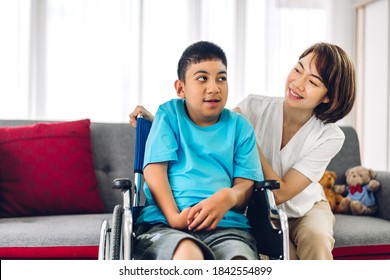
left=247, top=180, right=289, bottom=259
left=255, top=180, right=280, bottom=190
left=254, top=180, right=280, bottom=219
left=113, top=178, right=132, bottom=190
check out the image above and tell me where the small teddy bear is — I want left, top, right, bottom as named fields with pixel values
left=319, top=170, right=345, bottom=213
left=334, top=166, right=381, bottom=215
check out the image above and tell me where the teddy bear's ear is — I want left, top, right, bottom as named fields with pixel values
left=330, top=171, right=337, bottom=178
left=369, top=169, right=377, bottom=179
left=345, top=168, right=352, bottom=177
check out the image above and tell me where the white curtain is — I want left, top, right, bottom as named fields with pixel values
left=0, top=0, right=31, bottom=119
left=0, top=0, right=354, bottom=123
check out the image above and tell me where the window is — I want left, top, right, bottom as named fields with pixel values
left=0, top=0, right=340, bottom=122
left=0, top=0, right=30, bottom=119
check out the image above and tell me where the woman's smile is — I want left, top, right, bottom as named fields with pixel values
left=288, top=88, right=303, bottom=100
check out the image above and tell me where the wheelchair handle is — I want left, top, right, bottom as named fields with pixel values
left=134, top=117, right=152, bottom=174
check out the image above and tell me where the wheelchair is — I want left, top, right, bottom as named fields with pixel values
left=98, top=117, right=289, bottom=260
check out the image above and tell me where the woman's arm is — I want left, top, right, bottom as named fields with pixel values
left=257, top=144, right=311, bottom=205
left=143, top=162, right=190, bottom=229
left=187, top=177, right=254, bottom=231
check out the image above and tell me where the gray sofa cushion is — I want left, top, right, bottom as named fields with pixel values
left=90, top=122, right=136, bottom=212
left=334, top=214, right=390, bottom=247
left=375, top=171, right=390, bottom=221
left=328, top=127, right=361, bottom=184
left=0, top=214, right=111, bottom=247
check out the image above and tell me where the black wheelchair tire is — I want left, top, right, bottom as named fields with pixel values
left=110, top=205, right=123, bottom=260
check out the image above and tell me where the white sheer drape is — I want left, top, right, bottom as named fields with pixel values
left=0, top=0, right=31, bottom=119
left=0, top=0, right=353, bottom=122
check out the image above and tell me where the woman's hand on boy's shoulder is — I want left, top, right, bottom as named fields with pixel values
left=233, top=107, right=242, bottom=114
left=129, top=105, right=155, bottom=128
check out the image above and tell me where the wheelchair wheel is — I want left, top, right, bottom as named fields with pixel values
left=98, top=219, right=110, bottom=260
left=110, top=205, right=123, bottom=260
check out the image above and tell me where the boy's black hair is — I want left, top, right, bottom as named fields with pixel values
left=177, top=41, right=227, bottom=82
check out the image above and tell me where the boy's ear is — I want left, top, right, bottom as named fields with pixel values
left=175, top=80, right=185, bottom=98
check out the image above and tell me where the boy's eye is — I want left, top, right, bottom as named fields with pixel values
left=218, top=76, right=227, bottom=82
left=197, top=76, right=207, bottom=81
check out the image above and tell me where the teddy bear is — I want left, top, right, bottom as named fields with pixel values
left=334, top=166, right=381, bottom=215
left=319, top=170, right=345, bottom=213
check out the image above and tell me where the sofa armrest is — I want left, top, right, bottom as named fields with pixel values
left=375, top=171, right=390, bottom=221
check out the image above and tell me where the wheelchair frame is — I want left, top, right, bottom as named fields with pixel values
left=98, top=117, right=289, bottom=260
left=98, top=117, right=151, bottom=260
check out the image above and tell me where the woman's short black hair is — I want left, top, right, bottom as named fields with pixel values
left=300, top=42, right=356, bottom=123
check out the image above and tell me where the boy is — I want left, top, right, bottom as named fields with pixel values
left=134, top=41, right=263, bottom=260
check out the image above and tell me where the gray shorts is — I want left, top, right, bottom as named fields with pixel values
left=134, top=223, right=259, bottom=260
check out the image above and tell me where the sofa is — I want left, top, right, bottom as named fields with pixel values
left=0, top=119, right=389, bottom=260
left=0, top=119, right=133, bottom=259
left=327, top=127, right=390, bottom=259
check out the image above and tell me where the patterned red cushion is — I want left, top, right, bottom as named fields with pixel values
left=0, top=119, right=105, bottom=217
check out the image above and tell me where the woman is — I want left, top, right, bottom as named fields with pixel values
left=129, top=42, right=356, bottom=259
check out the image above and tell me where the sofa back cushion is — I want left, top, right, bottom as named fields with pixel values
left=0, top=119, right=105, bottom=217
left=328, top=126, right=362, bottom=184
left=89, top=122, right=135, bottom=212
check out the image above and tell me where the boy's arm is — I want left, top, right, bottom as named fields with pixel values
left=144, top=162, right=191, bottom=229
left=187, top=177, right=254, bottom=231
left=231, top=177, right=255, bottom=209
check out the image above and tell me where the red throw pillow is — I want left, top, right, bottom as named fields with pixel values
left=0, top=119, right=105, bottom=217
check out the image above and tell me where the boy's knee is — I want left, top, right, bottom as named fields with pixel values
left=172, top=239, right=204, bottom=260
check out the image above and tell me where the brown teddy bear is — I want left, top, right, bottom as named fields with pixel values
left=319, top=170, right=345, bottom=213
left=334, top=166, right=381, bottom=215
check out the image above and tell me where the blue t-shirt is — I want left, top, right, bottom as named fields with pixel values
left=136, top=98, right=263, bottom=229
